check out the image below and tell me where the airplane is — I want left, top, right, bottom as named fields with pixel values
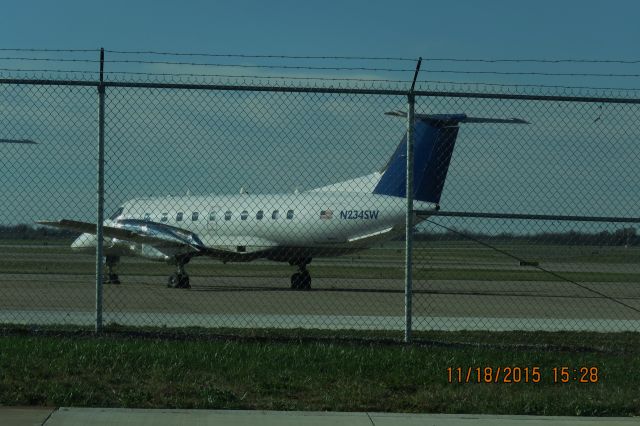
left=38, top=112, right=526, bottom=290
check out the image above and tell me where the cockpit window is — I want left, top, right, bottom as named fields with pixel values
left=109, top=207, right=124, bottom=220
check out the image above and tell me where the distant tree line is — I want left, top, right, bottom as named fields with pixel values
left=415, top=227, right=638, bottom=246
left=1, top=224, right=637, bottom=246
left=0, top=224, right=79, bottom=240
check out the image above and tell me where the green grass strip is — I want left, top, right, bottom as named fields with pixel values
left=0, top=328, right=638, bottom=415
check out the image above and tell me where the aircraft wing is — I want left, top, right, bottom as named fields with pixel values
left=37, top=219, right=204, bottom=250
left=37, top=219, right=278, bottom=260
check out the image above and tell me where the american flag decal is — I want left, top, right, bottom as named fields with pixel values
left=320, top=209, right=333, bottom=220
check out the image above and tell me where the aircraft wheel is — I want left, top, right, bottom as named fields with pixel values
left=290, top=272, right=301, bottom=290
left=291, top=271, right=311, bottom=290
left=179, top=275, right=191, bottom=289
left=168, top=274, right=191, bottom=289
left=168, top=274, right=180, bottom=288
left=104, top=273, right=120, bottom=284
left=299, top=271, right=311, bottom=290
left=167, top=275, right=177, bottom=288
left=300, top=271, right=311, bottom=290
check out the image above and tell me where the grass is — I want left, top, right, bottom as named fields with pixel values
left=0, top=328, right=638, bottom=415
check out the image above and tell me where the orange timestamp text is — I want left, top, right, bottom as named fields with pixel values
left=446, top=366, right=600, bottom=384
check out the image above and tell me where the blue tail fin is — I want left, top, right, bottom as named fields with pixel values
left=373, top=113, right=527, bottom=204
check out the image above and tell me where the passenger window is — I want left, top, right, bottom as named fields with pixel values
left=176, top=212, right=184, bottom=222
left=287, top=210, right=294, bottom=220
left=256, top=210, right=264, bottom=220
left=160, top=213, right=168, bottom=223
left=209, top=212, right=216, bottom=221
left=240, top=210, right=248, bottom=220
left=224, top=211, right=232, bottom=221
left=272, top=210, right=279, bottom=220
left=192, top=212, right=199, bottom=221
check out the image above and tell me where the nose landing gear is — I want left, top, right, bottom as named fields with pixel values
left=104, top=256, right=120, bottom=284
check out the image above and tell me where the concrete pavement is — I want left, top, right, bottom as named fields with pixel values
left=0, top=407, right=54, bottom=425
left=2, top=407, right=639, bottom=426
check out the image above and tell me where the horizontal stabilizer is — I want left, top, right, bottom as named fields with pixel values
left=375, top=111, right=528, bottom=204
left=0, top=139, right=37, bottom=144
left=385, top=111, right=529, bottom=124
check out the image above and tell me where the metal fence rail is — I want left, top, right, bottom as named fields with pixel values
left=1, top=56, right=639, bottom=342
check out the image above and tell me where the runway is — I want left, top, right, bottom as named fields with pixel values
left=1, top=273, right=639, bottom=332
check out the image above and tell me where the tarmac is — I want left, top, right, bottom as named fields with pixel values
left=2, top=407, right=639, bottom=426
left=1, top=273, right=639, bottom=332
left=2, top=241, right=639, bottom=333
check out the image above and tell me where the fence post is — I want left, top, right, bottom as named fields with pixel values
left=404, top=92, right=415, bottom=343
left=95, top=47, right=105, bottom=333
left=404, top=58, right=421, bottom=343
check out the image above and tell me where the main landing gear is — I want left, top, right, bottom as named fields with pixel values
left=102, top=255, right=192, bottom=289
left=290, top=258, right=312, bottom=290
left=104, top=256, right=120, bottom=284
left=167, top=256, right=191, bottom=289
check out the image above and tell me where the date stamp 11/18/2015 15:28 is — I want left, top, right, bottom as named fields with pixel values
left=447, top=366, right=600, bottom=384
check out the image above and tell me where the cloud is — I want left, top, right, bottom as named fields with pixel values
left=1, top=78, right=639, bottom=232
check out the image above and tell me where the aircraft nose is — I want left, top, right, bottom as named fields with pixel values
left=71, top=233, right=97, bottom=252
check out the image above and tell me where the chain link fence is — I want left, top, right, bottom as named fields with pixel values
left=1, top=73, right=639, bottom=340
left=413, top=95, right=640, bottom=333
left=0, top=83, right=97, bottom=326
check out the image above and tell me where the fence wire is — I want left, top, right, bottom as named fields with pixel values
left=0, top=75, right=638, bottom=340
left=0, top=83, right=97, bottom=326
left=411, top=95, right=640, bottom=334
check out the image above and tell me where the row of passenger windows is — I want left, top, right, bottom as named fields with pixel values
left=145, top=209, right=295, bottom=223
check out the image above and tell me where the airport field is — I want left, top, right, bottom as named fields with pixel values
left=0, top=239, right=639, bottom=415
left=0, top=239, right=639, bottom=332
left=2, top=238, right=640, bottom=277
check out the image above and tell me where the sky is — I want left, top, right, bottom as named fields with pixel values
left=1, top=0, right=639, bottom=232
left=1, top=0, right=638, bottom=61
left=2, top=0, right=640, bottom=87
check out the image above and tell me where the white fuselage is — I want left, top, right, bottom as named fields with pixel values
left=73, top=191, right=436, bottom=263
